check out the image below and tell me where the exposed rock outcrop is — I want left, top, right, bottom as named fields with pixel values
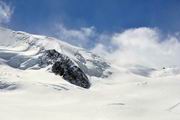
left=0, top=81, right=17, bottom=90
left=40, top=49, right=91, bottom=89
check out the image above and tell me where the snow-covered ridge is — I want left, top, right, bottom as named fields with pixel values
left=0, top=27, right=111, bottom=78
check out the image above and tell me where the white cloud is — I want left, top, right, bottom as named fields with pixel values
left=91, top=43, right=109, bottom=57
left=0, top=0, right=13, bottom=24
left=55, top=24, right=96, bottom=48
left=92, top=27, right=180, bottom=68
left=53, top=24, right=180, bottom=68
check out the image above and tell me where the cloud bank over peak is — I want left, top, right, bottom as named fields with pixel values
left=52, top=25, right=180, bottom=68
left=92, top=27, right=180, bottom=68
left=0, top=0, right=13, bottom=24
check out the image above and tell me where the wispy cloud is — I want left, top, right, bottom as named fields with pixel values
left=0, top=0, right=13, bottom=24
left=54, top=24, right=96, bottom=48
left=53, top=23, right=114, bottom=50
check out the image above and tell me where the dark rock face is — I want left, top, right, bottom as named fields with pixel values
left=41, top=49, right=91, bottom=89
left=0, top=81, right=17, bottom=90
left=64, top=66, right=90, bottom=88
left=40, top=49, right=74, bottom=67
left=52, top=62, right=65, bottom=76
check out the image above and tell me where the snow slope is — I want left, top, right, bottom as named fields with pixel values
left=1, top=27, right=180, bottom=120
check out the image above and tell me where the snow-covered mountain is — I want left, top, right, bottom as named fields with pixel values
left=1, top=27, right=180, bottom=120
left=0, top=27, right=112, bottom=89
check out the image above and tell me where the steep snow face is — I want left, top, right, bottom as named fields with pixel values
left=1, top=27, right=180, bottom=120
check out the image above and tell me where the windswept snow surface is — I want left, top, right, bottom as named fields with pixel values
left=1, top=27, right=180, bottom=120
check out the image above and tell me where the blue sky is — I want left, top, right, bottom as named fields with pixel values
left=2, top=0, right=180, bottom=32
left=1, top=0, right=180, bottom=48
